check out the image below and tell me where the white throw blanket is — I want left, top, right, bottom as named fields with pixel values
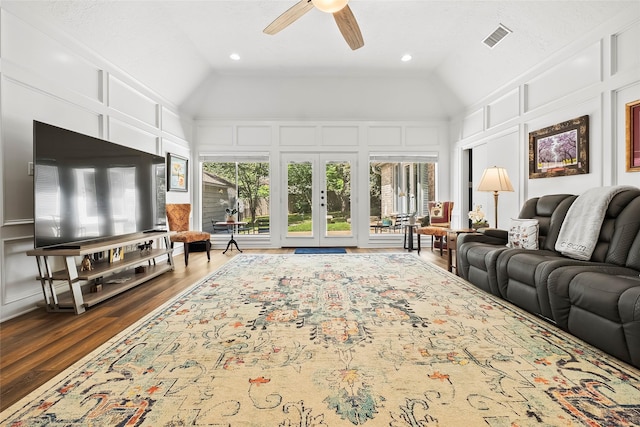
left=555, top=185, right=635, bottom=260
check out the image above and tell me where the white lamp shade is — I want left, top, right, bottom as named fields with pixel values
left=477, top=167, right=514, bottom=192
left=311, top=0, right=349, bottom=13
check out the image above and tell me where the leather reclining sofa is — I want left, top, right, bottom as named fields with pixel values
left=457, top=188, right=640, bottom=368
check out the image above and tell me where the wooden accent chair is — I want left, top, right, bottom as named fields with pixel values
left=166, top=204, right=211, bottom=266
left=417, top=201, right=454, bottom=255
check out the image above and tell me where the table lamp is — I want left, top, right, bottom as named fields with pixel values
left=477, top=166, right=514, bottom=228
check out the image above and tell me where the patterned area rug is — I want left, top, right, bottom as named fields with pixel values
left=2, top=254, right=639, bottom=426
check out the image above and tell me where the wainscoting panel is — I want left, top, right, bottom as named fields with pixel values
left=108, top=117, right=159, bottom=154
left=1, top=236, right=43, bottom=320
left=461, top=108, right=484, bottom=139
left=612, top=20, right=640, bottom=75
left=321, top=126, right=359, bottom=147
left=406, top=126, right=439, bottom=146
left=525, top=42, right=601, bottom=112
left=367, top=126, right=402, bottom=147
left=237, top=126, right=272, bottom=146
left=1, top=78, right=102, bottom=224
left=162, top=107, right=190, bottom=141
left=280, top=126, right=316, bottom=146
left=1, top=10, right=101, bottom=102
left=487, top=88, right=520, bottom=129
left=108, top=75, right=158, bottom=127
left=197, top=124, right=233, bottom=146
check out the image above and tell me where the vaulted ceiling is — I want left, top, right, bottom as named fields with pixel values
left=7, top=1, right=638, bottom=118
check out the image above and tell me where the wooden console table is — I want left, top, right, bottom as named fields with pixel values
left=27, top=231, right=174, bottom=314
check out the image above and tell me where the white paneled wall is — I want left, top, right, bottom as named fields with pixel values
left=321, top=126, right=359, bottom=147
left=237, top=126, right=272, bottom=147
left=108, top=75, right=158, bottom=127
left=367, top=126, right=402, bottom=147
left=524, top=42, right=602, bottom=112
left=487, top=89, right=520, bottom=129
left=453, top=12, right=640, bottom=224
left=0, top=7, right=193, bottom=321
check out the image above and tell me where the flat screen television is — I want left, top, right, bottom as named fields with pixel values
left=33, top=121, right=166, bottom=249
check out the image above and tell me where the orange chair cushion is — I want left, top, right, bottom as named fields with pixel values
left=170, top=231, right=211, bottom=243
left=417, top=226, right=448, bottom=237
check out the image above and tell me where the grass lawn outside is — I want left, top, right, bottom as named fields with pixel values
left=287, top=219, right=351, bottom=232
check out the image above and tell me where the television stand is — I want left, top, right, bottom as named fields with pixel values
left=26, top=232, right=174, bottom=314
left=42, top=244, right=81, bottom=250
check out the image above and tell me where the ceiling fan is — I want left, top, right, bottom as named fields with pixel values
left=264, top=0, right=364, bottom=50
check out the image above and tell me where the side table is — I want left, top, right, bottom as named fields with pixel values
left=403, top=224, right=419, bottom=252
left=447, top=228, right=475, bottom=274
left=215, top=221, right=248, bottom=254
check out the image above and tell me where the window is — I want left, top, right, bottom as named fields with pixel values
left=202, top=155, right=270, bottom=235
left=369, top=154, right=437, bottom=234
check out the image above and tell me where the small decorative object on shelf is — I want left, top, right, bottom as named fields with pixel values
left=468, top=205, right=489, bottom=229
left=80, top=255, right=93, bottom=271
left=137, top=240, right=153, bottom=253
left=109, top=247, right=124, bottom=262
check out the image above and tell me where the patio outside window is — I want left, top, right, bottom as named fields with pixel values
left=369, top=155, right=437, bottom=235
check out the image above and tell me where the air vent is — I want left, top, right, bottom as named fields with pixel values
left=483, top=24, right=512, bottom=49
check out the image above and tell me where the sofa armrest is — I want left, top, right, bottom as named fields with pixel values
left=457, top=231, right=507, bottom=247
left=480, top=228, right=508, bottom=241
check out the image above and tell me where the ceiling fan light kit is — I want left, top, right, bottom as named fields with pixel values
left=264, top=0, right=364, bottom=50
left=311, top=0, right=348, bottom=13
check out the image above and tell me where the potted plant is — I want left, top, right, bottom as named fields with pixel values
left=468, top=205, right=489, bottom=229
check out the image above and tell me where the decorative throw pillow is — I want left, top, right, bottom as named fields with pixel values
left=429, top=202, right=444, bottom=220
left=427, top=201, right=453, bottom=226
left=507, top=219, right=539, bottom=250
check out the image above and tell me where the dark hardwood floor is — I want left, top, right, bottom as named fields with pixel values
left=0, top=248, right=447, bottom=411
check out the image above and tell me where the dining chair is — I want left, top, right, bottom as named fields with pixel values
left=166, top=203, right=211, bottom=266
left=416, top=201, right=454, bottom=255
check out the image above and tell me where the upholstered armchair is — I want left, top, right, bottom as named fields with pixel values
left=166, top=204, right=211, bottom=266
left=417, top=201, right=454, bottom=255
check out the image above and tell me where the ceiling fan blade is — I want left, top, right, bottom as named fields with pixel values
left=333, top=5, right=364, bottom=50
left=264, top=0, right=314, bottom=35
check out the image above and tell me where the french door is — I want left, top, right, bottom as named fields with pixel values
left=281, top=153, right=357, bottom=247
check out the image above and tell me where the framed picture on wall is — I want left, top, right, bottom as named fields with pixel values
left=167, top=153, right=188, bottom=191
left=626, top=99, right=640, bottom=172
left=528, top=115, right=589, bottom=179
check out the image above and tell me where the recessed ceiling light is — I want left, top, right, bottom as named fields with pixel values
left=230, top=53, right=241, bottom=61
left=401, top=54, right=412, bottom=62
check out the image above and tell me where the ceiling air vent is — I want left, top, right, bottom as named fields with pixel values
left=483, top=24, right=511, bottom=49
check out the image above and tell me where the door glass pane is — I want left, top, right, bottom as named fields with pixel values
left=287, top=161, right=313, bottom=237
left=325, top=160, right=352, bottom=237
left=202, top=160, right=270, bottom=235
left=369, top=160, right=436, bottom=235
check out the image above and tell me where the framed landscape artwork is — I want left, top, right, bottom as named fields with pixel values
left=167, top=153, right=188, bottom=192
left=626, top=99, right=640, bottom=172
left=529, top=115, right=589, bottom=179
